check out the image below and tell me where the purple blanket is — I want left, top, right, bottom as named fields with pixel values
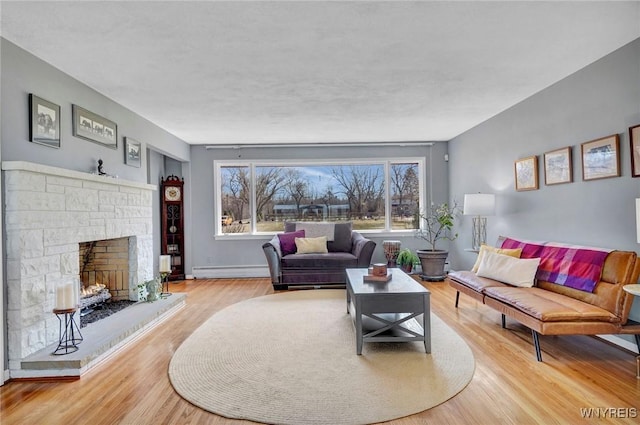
left=501, top=238, right=611, bottom=292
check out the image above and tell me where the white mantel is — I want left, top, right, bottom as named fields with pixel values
left=1, top=161, right=155, bottom=191
left=1, top=161, right=156, bottom=373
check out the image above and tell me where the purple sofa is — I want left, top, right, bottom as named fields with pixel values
left=262, top=222, right=376, bottom=290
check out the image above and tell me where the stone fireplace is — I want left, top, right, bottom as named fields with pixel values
left=2, top=161, right=155, bottom=372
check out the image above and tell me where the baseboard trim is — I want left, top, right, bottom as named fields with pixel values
left=192, top=265, right=270, bottom=279
left=596, top=334, right=639, bottom=354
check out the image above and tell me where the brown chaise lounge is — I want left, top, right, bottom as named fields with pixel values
left=446, top=239, right=640, bottom=361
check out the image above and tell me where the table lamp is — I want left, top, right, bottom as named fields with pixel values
left=463, top=193, right=496, bottom=250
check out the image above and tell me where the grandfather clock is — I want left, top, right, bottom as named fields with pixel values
left=161, top=175, right=185, bottom=280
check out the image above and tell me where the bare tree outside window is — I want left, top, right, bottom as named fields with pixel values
left=390, top=163, right=420, bottom=230
left=220, top=166, right=250, bottom=233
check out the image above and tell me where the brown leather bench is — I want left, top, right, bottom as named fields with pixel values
left=446, top=247, right=640, bottom=361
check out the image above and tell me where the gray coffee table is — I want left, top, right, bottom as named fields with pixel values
left=346, top=268, right=431, bottom=355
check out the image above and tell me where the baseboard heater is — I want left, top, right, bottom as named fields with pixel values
left=192, top=265, right=270, bottom=279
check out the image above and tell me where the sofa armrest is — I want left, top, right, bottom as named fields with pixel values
left=351, top=231, right=376, bottom=267
left=262, top=241, right=282, bottom=284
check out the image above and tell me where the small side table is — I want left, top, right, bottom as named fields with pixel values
left=622, top=284, right=640, bottom=379
left=52, top=308, right=83, bottom=355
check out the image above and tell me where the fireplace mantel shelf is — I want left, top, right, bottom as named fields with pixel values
left=1, top=161, right=157, bottom=191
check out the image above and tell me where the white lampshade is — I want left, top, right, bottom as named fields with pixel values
left=159, top=255, right=172, bottom=273
left=463, top=193, right=496, bottom=216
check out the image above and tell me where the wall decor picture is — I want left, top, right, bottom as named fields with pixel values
left=29, top=94, right=60, bottom=148
left=543, top=146, right=572, bottom=185
left=124, top=137, right=142, bottom=167
left=72, top=105, right=117, bottom=149
left=581, top=134, right=620, bottom=181
left=630, top=124, right=640, bottom=177
left=514, top=155, right=538, bottom=191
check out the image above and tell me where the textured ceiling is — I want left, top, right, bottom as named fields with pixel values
left=1, top=1, right=639, bottom=145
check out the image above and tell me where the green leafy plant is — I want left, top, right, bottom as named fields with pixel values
left=415, top=201, right=461, bottom=251
left=396, top=248, right=419, bottom=266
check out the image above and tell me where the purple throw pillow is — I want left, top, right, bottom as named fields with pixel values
left=278, top=230, right=305, bottom=256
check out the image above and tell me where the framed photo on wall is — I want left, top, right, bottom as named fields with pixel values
left=581, top=134, right=620, bottom=181
left=124, top=137, right=142, bottom=167
left=29, top=94, right=60, bottom=148
left=630, top=124, right=640, bottom=177
left=543, top=146, right=572, bottom=185
left=72, top=105, right=117, bottom=149
left=514, top=155, right=538, bottom=191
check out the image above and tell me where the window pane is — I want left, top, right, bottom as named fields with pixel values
left=330, top=164, right=385, bottom=230
left=390, top=163, right=420, bottom=230
left=256, top=164, right=386, bottom=231
left=220, top=166, right=250, bottom=234
left=255, top=166, right=289, bottom=232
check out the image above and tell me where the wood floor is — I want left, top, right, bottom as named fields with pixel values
left=1, top=277, right=639, bottom=425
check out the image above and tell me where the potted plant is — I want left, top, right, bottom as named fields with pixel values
left=396, top=248, right=419, bottom=273
left=415, top=201, right=460, bottom=281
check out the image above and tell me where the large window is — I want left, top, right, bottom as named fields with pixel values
left=216, top=159, right=424, bottom=235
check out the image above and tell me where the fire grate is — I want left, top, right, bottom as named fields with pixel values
left=80, top=300, right=136, bottom=328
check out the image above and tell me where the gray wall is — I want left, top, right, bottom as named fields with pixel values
left=1, top=37, right=192, bottom=280
left=448, top=38, right=640, bottom=324
left=188, top=143, right=449, bottom=269
left=0, top=38, right=192, bottom=372
left=0, top=39, right=190, bottom=181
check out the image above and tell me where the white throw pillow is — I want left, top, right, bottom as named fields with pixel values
left=295, top=236, right=328, bottom=254
left=471, top=244, right=523, bottom=273
left=476, top=251, right=540, bottom=287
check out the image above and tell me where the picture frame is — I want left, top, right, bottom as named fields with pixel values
left=72, top=105, right=117, bottom=149
left=514, top=155, right=538, bottom=191
left=630, top=124, right=640, bottom=177
left=543, top=146, right=572, bottom=185
left=124, top=137, right=142, bottom=167
left=29, top=94, right=60, bottom=148
left=581, top=134, right=620, bottom=181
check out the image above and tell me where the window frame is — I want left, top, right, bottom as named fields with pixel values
left=214, top=158, right=425, bottom=238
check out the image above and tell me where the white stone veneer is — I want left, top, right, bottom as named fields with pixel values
left=1, top=161, right=156, bottom=370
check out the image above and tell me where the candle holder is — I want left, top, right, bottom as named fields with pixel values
left=159, top=254, right=172, bottom=297
left=52, top=308, right=83, bottom=355
left=160, top=272, right=172, bottom=297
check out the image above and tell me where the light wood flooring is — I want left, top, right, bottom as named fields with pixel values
left=1, top=277, right=639, bottom=425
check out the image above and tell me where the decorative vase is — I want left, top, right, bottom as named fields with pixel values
left=416, top=250, right=448, bottom=281
left=382, top=240, right=402, bottom=267
left=146, top=277, right=161, bottom=302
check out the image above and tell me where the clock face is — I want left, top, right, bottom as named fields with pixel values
left=165, top=186, right=181, bottom=201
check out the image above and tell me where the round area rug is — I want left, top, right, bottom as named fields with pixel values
left=169, top=289, right=474, bottom=425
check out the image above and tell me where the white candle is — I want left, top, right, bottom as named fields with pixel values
left=63, top=283, right=74, bottom=309
left=159, top=255, right=171, bottom=273
left=55, top=285, right=65, bottom=310
left=72, top=282, right=79, bottom=309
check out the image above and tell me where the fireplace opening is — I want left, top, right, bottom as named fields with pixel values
left=79, top=237, right=134, bottom=319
